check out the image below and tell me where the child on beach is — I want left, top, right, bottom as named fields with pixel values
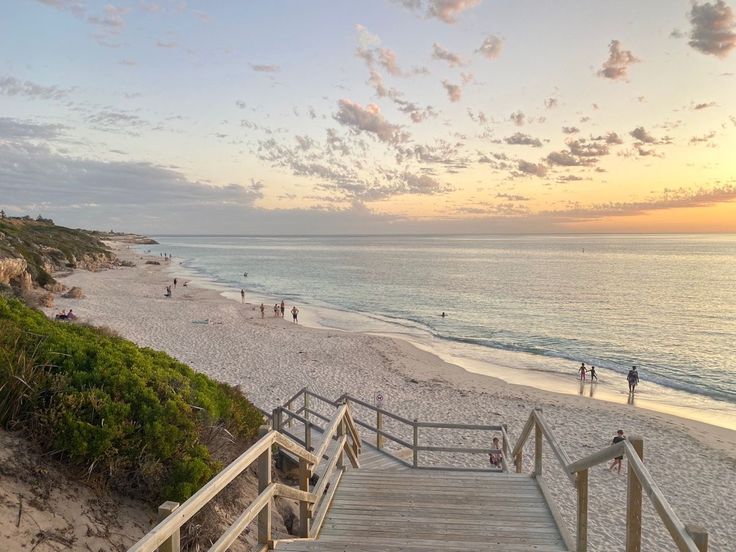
left=608, top=430, right=626, bottom=474
left=590, top=365, right=598, bottom=382
left=489, top=436, right=503, bottom=467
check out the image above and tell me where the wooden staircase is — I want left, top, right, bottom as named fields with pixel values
left=128, top=388, right=709, bottom=552
left=276, top=469, right=568, bottom=551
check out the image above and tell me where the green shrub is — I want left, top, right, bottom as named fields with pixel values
left=0, top=297, right=264, bottom=503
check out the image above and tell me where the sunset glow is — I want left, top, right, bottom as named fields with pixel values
left=1, top=0, right=735, bottom=233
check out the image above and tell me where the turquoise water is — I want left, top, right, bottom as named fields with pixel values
left=144, top=234, right=736, bottom=416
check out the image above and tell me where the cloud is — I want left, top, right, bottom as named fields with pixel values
left=688, top=1, right=736, bottom=58
left=546, top=151, right=593, bottom=166
left=670, top=28, right=686, bottom=39
left=87, top=4, right=128, bottom=30
left=0, top=141, right=264, bottom=223
left=496, top=193, right=530, bottom=201
left=517, top=160, right=548, bottom=177
left=597, top=40, right=640, bottom=80
left=562, top=126, right=580, bottom=134
left=0, top=117, right=66, bottom=141
left=689, top=131, right=717, bottom=144
left=392, top=0, right=482, bottom=23
left=604, top=132, right=624, bottom=145
left=629, top=126, right=657, bottom=143
left=377, top=48, right=403, bottom=75
left=567, top=139, right=609, bottom=157
left=510, top=111, right=525, bottom=126
left=85, top=109, right=149, bottom=133
left=476, top=35, right=503, bottom=59
left=432, top=43, right=465, bottom=67
left=250, top=64, right=280, bottom=72
left=544, top=97, right=558, bottom=110
left=35, top=0, right=84, bottom=17
left=694, top=101, right=717, bottom=110
left=442, top=80, right=462, bottom=102
left=504, top=132, right=542, bottom=147
left=334, top=99, right=407, bottom=143
left=156, top=41, right=178, bottom=48
left=542, top=186, right=736, bottom=222
left=393, top=99, right=437, bottom=123
left=0, top=75, right=68, bottom=100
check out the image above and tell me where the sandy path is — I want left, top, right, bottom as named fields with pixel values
left=45, top=242, right=736, bottom=551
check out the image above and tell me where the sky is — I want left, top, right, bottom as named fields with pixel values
left=1, top=0, right=736, bottom=234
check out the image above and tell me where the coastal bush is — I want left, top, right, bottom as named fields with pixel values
left=0, top=296, right=264, bottom=503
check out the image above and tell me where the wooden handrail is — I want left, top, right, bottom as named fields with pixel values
left=129, top=402, right=361, bottom=552
left=510, top=409, right=708, bottom=552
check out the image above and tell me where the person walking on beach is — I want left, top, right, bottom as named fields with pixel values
left=240, top=289, right=245, bottom=303
left=291, top=306, right=299, bottom=323
left=260, top=303, right=265, bottom=318
left=589, top=365, right=598, bottom=382
left=608, top=430, right=626, bottom=474
left=627, top=366, right=639, bottom=393
left=579, top=363, right=587, bottom=381
left=173, top=277, right=177, bottom=288
left=280, top=300, right=285, bottom=318
left=274, top=304, right=279, bottom=317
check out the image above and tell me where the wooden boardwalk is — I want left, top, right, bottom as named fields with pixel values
left=276, top=468, right=568, bottom=551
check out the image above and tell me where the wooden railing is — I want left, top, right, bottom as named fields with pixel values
left=279, top=387, right=509, bottom=472
left=511, top=408, right=709, bottom=552
left=127, top=402, right=361, bottom=552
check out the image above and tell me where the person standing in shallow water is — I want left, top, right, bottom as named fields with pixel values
left=291, top=306, right=299, bottom=323
left=589, top=365, right=598, bottom=382
left=579, top=363, right=587, bottom=381
left=627, top=366, right=639, bottom=393
left=240, top=289, right=245, bottom=303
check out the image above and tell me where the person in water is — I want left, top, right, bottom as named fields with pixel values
left=441, top=312, right=446, bottom=318
left=291, top=306, right=299, bottom=323
left=589, top=365, right=598, bottom=382
left=579, top=363, right=587, bottom=381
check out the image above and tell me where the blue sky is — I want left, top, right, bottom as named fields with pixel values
left=1, top=0, right=736, bottom=233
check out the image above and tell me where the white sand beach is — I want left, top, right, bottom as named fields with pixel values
left=46, top=242, right=736, bottom=551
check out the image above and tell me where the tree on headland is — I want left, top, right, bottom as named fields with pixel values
left=0, top=209, right=5, bottom=219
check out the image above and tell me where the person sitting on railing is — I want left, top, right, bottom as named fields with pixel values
left=489, top=436, right=503, bottom=467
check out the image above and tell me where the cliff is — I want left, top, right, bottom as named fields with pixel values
left=0, top=217, right=115, bottom=289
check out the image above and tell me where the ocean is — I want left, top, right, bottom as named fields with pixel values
left=141, top=234, right=736, bottom=428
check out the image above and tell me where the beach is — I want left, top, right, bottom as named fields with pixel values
left=47, top=242, right=736, bottom=551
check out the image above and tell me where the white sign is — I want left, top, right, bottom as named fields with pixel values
left=374, top=391, right=385, bottom=408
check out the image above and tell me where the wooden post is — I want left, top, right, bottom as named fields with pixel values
left=298, top=458, right=311, bottom=537
left=534, top=422, right=543, bottom=477
left=626, top=437, right=644, bottom=552
left=271, top=407, right=281, bottom=432
left=157, top=501, right=181, bottom=552
left=257, top=447, right=272, bottom=546
left=685, top=524, right=708, bottom=551
left=303, top=390, right=309, bottom=424
left=576, top=469, right=588, bottom=552
left=412, top=419, right=419, bottom=468
left=336, top=418, right=345, bottom=469
left=304, top=416, right=312, bottom=452
left=286, top=399, right=292, bottom=427
left=376, top=409, right=384, bottom=449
